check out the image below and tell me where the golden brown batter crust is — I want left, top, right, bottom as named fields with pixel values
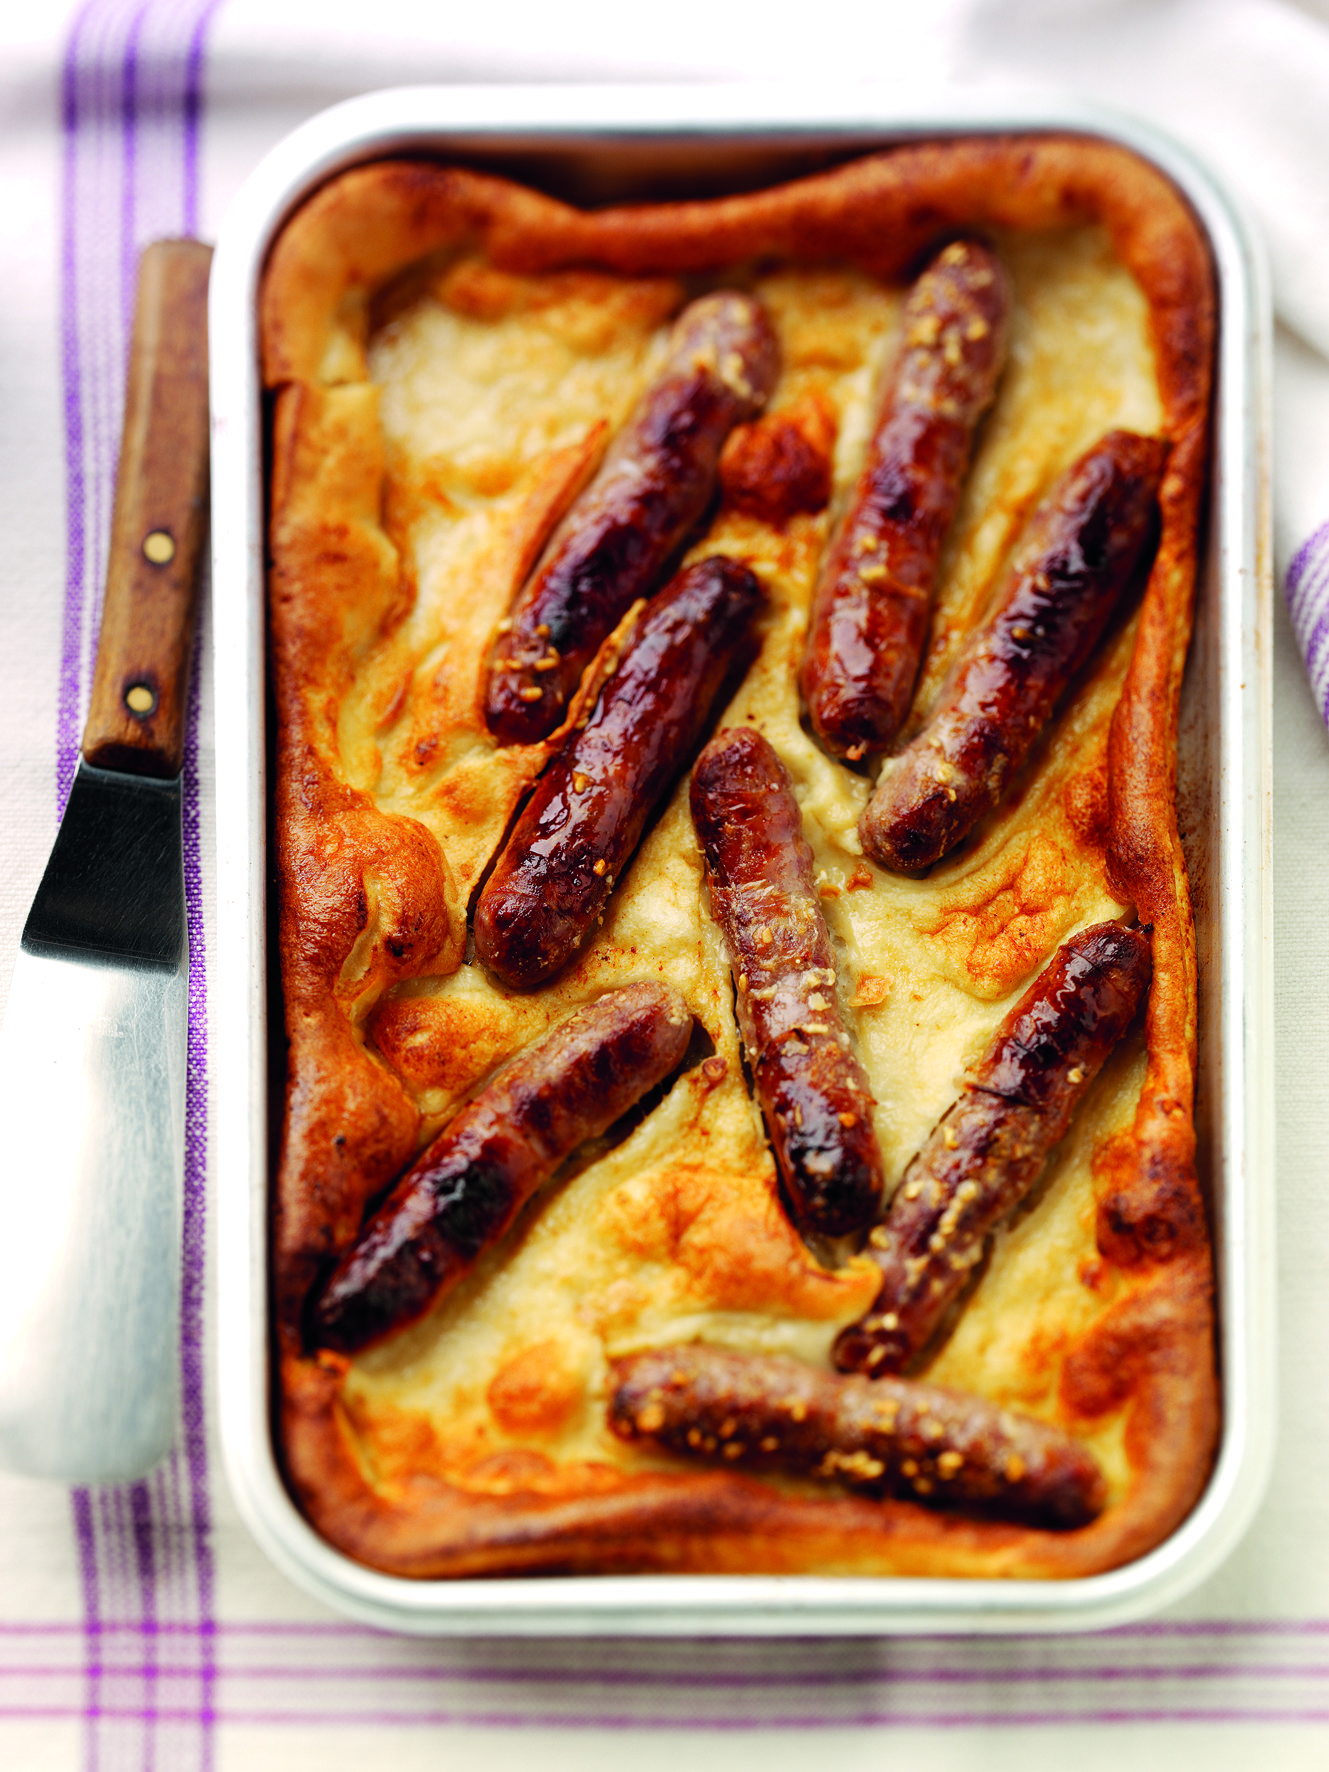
left=261, top=134, right=1217, bottom=1581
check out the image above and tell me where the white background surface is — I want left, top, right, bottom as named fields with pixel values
left=2, top=1, right=1329, bottom=1765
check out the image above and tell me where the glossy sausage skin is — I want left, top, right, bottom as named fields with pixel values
left=690, top=727, right=884, bottom=1239
left=484, top=292, right=779, bottom=747
left=859, top=430, right=1169, bottom=872
left=801, top=238, right=1011, bottom=759
left=834, top=921, right=1151, bottom=1378
left=312, top=983, right=693, bottom=1353
left=475, top=556, right=763, bottom=989
left=610, top=1345, right=1106, bottom=1530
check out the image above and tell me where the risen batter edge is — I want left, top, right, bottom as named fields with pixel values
left=261, top=135, right=1217, bottom=1581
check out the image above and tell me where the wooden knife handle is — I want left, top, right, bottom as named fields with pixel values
left=82, top=239, right=212, bottom=779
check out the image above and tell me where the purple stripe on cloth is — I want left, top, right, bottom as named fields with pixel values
left=129, top=1480, right=159, bottom=1765
left=1284, top=517, right=1329, bottom=724
left=67, top=1, right=119, bottom=795
left=1287, top=542, right=1329, bottom=640
left=8, top=1702, right=1329, bottom=1730
left=56, top=1, right=94, bottom=818
left=70, top=1486, right=102, bottom=1772
left=226, top=1704, right=1329, bottom=1728
left=10, top=1657, right=1329, bottom=1688
left=1285, top=517, right=1329, bottom=617
left=1301, top=605, right=1329, bottom=721
left=57, top=2, right=222, bottom=1769
left=182, top=1, right=225, bottom=238
left=120, top=9, right=145, bottom=349
left=8, top=1613, right=1329, bottom=1734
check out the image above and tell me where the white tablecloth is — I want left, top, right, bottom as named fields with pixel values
left=2, top=2, right=1328, bottom=1766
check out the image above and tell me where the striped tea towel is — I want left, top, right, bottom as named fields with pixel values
left=1, top=3, right=1329, bottom=1770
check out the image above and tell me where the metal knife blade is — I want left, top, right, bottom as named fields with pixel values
left=0, top=238, right=211, bottom=1484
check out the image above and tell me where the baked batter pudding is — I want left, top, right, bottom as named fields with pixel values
left=261, top=136, right=1216, bottom=1579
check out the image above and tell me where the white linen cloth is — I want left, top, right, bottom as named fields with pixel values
left=1, top=2, right=1327, bottom=1766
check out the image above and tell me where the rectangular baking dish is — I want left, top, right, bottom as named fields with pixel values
left=209, top=84, right=1274, bottom=1635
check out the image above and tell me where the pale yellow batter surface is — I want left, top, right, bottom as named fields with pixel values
left=319, top=226, right=1163, bottom=1514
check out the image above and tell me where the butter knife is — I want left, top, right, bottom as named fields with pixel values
left=0, top=239, right=212, bottom=1484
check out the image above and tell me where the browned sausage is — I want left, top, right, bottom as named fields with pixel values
left=690, top=727, right=884, bottom=1239
left=801, top=238, right=1010, bottom=761
left=610, top=1344, right=1106, bottom=1530
left=484, top=292, right=779, bottom=746
left=313, top=983, right=693, bottom=1353
left=834, top=921, right=1151, bottom=1378
left=859, top=430, right=1169, bottom=872
left=475, top=556, right=763, bottom=990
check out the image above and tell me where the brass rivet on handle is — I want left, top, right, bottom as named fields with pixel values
left=125, top=683, right=157, bottom=717
left=142, top=529, right=176, bottom=565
